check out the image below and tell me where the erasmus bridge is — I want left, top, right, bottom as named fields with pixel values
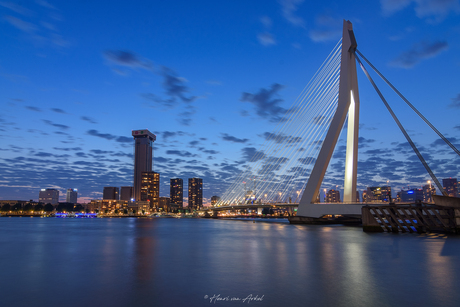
left=211, top=20, right=458, bottom=222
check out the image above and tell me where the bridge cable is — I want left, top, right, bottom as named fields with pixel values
left=356, top=49, right=460, bottom=158
left=355, top=54, right=448, bottom=196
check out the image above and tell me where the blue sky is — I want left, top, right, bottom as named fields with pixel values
left=1, top=0, right=460, bottom=204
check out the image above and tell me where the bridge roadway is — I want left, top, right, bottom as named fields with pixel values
left=203, top=202, right=395, bottom=218
left=206, top=203, right=299, bottom=212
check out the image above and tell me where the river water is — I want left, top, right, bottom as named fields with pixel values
left=1, top=217, right=459, bottom=307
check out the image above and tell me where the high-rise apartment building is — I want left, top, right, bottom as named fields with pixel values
left=188, top=178, right=203, bottom=210
left=39, top=189, right=59, bottom=205
left=132, top=129, right=156, bottom=201
left=422, top=184, right=436, bottom=203
left=120, top=186, right=133, bottom=201
left=364, top=186, right=391, bottom=202
left=103, top=187, right=119, bottom=200
left=211, top=196, right=220, bottom=206
left=442, top=178, right=458, bottom=197
left=66, top=188, right=78, bottom=204
left=326, top=189, right=341, bottom=203
left=170, top=178, right=183, bottom=208
left=141, top=172, right=159, bottom=209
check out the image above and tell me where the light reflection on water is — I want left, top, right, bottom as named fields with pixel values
left=0, top=218, right=460, bottom=307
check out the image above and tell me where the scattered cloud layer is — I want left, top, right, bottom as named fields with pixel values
left=2, top=1, right=69, bottom=48
left=381, top=0, right=460, bottom=22
left=257, top=32, right=276, bottom=46
left=308, top=15, right=342, bottom=42
left=80, top=116, right=97, bottom=124
left=260, top=132, right=302, bottom=144
left=221, top=133, right=249, bottom=143
left=104, top=50, right=153, bottom=72
left=449, top=94, right=460, bottom=108
left=42, top=119, right=69, bottom=130
left=279, top=0, right=305, bottom=27
left=390, top=40, right=448, bottom=68
left=241, top=147, right=266, bottom=162
left=240, top=83, right=290, bottom=122
left=87, top=129, right=133, bottom=143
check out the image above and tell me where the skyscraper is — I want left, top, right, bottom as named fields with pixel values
left=442, top=178, right=458, bottom=197
left=326, top=189, right=341, bottom=203
left=103, top=187, right=119, bottom=200
left=66, top=188, right=78, bottom=204
left=170, top=178, right=183, bottom=208
left=141, top=172, right=159, bottom=209
left=422, top=184, right=436, bottom=203
left=120, top=186, right=133, bottom=201
left=211, top=195, right=220, bottom=206
left=188, top=178, right=203, bottom=210
left=39, top=189, right=59, bottom=205
left=132, top=129, right=156, bottom=201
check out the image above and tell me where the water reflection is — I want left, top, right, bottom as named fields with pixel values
left=1, top=218, right=460, bottom=307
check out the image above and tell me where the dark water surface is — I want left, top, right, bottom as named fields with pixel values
left=1, top=217, right=459, bottom=307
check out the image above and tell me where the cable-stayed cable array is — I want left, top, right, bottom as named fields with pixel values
left=216, top=40, right=343, bottom=206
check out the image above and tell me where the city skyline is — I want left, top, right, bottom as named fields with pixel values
left=1, top=1, right=460, bottom=203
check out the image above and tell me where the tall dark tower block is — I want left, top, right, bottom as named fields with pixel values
left=132, top=129, right=156, bottom=201
left=170, top=178, right=183, bottom=208
left=188, top=178, right=203, bottom=210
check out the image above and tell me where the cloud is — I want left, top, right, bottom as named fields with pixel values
left=257, top=32, right=276, bottom=46
left=308, top=15, right=342, bottom=42
left=240, top=83, right=290, bottom=122
left=36, top=0, right=56, bottom=9
left=141, top=67, right=198, bottom=107
left=298, top=157, right=317, bottom=165
left=53, top=147, right=82, bottom=151
left=309, top=29, right=342, bottom=42
left=80, top=116, right=97, bottom=124
left=449, top=94, right=460, bottom=108
left=260, top=16, right=272, bottom=28
left=390, top=40, right=448, bottom=68
left=166, top=150, right=197, bottom=158
left=115, top=136, right=132, bottom=143
left=87, top=129, right=115, bottom=140
left=177, top=105, right=197, bottom=126
left=199, top=148, right=219, bottom=155
left=142, top=67, right=199, bottom=125
left=104, top=50, right=153, bottom=71
left=358, top=137, right=376, bottom=149
left=313, top=115, right=332, bottom=125
left=260, top=132, right=302, bottom=144
left=279, top=0, right=305, bottom=27
left=414, top=0, right=460, bottom=22
left=381, top=0, right=460, bottom=22
left=381, top=0, right=412, bottom=16
left=221, top=133, right=249, bottom=143
left=51, top=108, right=66, bottom=114
left=4, top=15, right=37, bottom=33
left=25, top=106, right=42, bottom=112
left=86, top=129, right=132, bottom=143
left=241, top=147, right=266, bottom=162
left=42, top=120, right=69, bottom=130
left=161, top=67, right=197, bottom=104
left=0, top=2, right=33, bottom=15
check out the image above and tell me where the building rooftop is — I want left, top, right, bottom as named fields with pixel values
left=132, top=129, right=156, bottom=140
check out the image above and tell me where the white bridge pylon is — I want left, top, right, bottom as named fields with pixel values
left=297, top=20, right=360, bottom=217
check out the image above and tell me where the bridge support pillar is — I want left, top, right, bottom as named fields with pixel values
left=297, top=20, right=360, bottom=217
left=257, top=207, right=263, bottom=215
